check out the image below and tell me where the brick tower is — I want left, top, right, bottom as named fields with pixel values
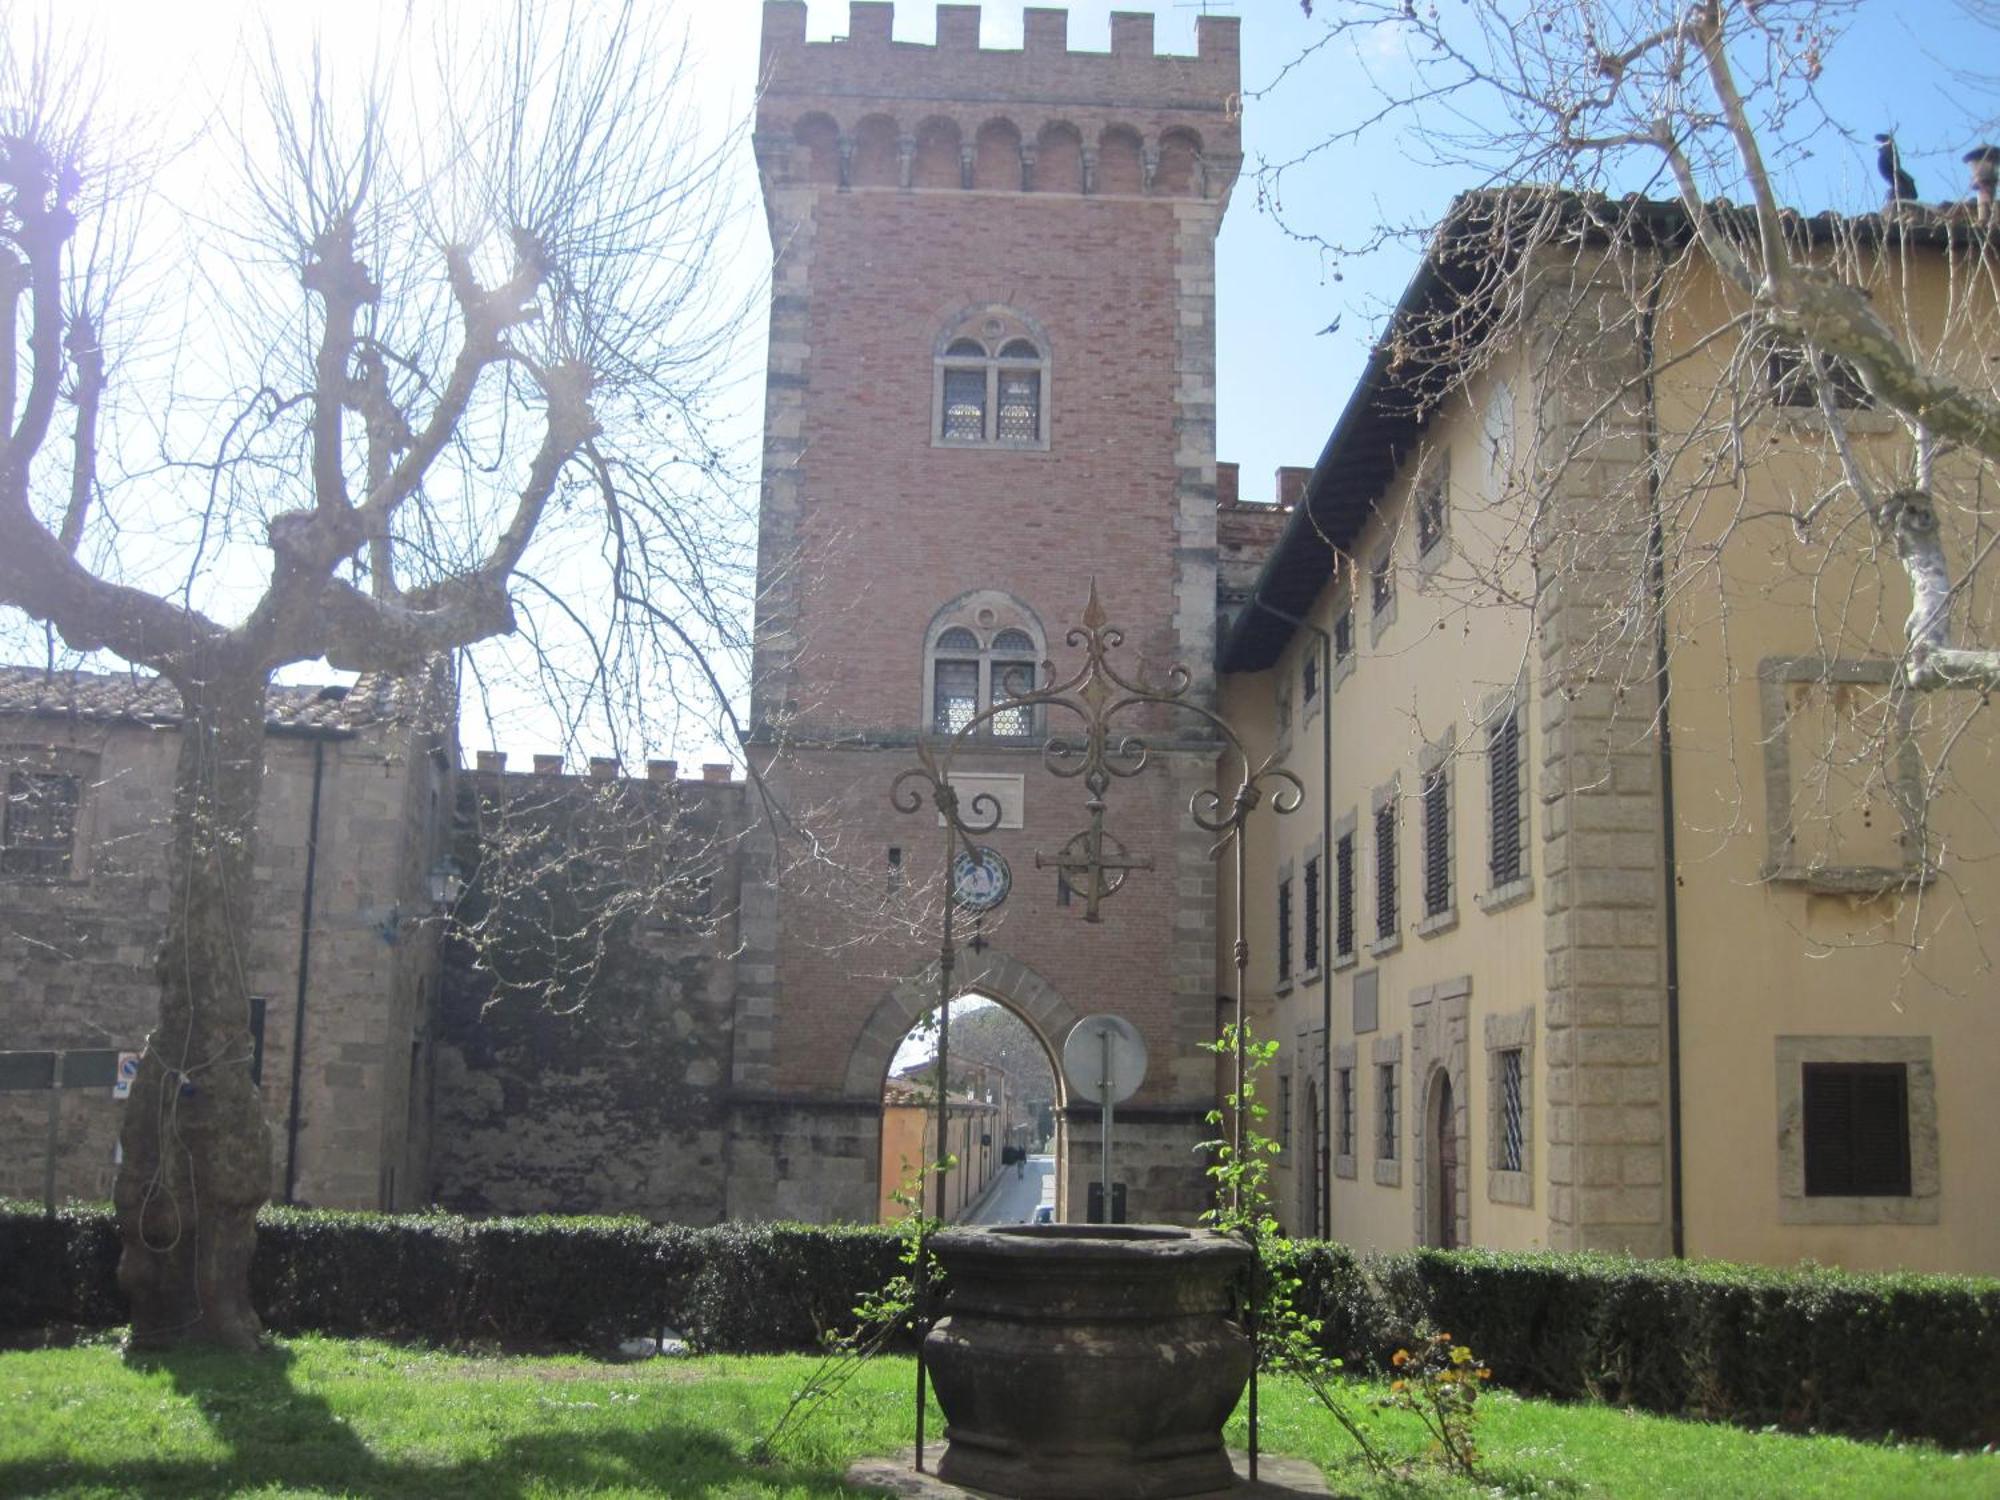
left=734, top=2, right=1242, bottom=1223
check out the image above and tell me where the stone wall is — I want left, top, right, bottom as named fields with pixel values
left=429, top=768, right=745, bottom=1223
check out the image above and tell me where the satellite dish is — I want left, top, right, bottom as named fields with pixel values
left=1062, top=1014, right=1147, bottom=1107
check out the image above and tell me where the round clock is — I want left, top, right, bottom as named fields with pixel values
left=951, top=846, right=1012, bottom=912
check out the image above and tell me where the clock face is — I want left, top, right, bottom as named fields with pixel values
left=951, top=847, right=1012, bottom=912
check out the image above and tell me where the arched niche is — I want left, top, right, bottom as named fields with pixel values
left=1097, top=125, right=1144, bottom=196
left=973, top=118, right=1023, bottom=192
left=851, top=114, right=901, bottom=189
left=913, top=116, right=963, bottom=191
left=794, top=113, right=840, bottom=187
left=1036, top=121, right=1084, bottom=194
left=1156, top=129, right=1203, bottom=197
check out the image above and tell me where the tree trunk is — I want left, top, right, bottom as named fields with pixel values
left=114, top=655, right=274, bottom=1350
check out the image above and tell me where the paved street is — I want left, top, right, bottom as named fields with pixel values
left=966, top=1153, right=1056, bottom=1224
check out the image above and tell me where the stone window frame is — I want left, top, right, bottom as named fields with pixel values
left=1332, top=1041, right=1358, bottom=1179
left=0, top=743, right=100, bottom=884
left=1756, top=656, right=1930, bottom=895
left=931, top=305, right=1052, bottom=452
left=1368, top=540, right=1397, bottom=645
left=1368, top=777, right=1401, bottom=958
left=920, top=591, right=1048, bottom=740
left=1330, top=579, right=1357, bottom=692
left=1331, top=809, right=1359, bottom=970
left=1415, top=730, right=1458, bottom=938
left=1372, top=1030, right=1403, bottom=1187
left=1775, top=1035, right=1938, bottom=1226
left=1275, top=857, right=1296, bottom=993
left=1410, top=977, right=1471, bottom=1247
left=1475, top=683, right=1535, bottom=914
left=1484, top=1004, right=1535, bottom=1207
left=1413, top=448, right=1451, bottom=577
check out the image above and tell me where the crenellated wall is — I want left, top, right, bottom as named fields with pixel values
left=757, top=3, right=1242, bottom=209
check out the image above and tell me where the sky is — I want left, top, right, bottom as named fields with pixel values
left=18, top=0, right=2000, bottom=766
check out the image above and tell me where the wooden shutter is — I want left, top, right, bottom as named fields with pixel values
left=1489, top=709, right=1522, bottom=885
left=1335, top=832, right=1355, bottom=956
left=1422, top=769, right=1449, bottom=916
left=1302, top=856, right=1321, bottom=972
left=1802, top=1062, right=1911, bottom=1196
left=1375, top=802, right=1397, bottom=938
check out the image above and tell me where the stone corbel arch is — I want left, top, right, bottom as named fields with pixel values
left=844, top=949, right=1080, bottom=1101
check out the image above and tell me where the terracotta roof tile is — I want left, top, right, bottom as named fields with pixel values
left=0, top=665, right=431, bottom=734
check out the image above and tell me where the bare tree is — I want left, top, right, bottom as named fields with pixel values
left=0, top=2, right=745, bottom=1347
left=1265, top=2, right=2000, bottom=961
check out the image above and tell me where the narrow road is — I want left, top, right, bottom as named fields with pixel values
left=966, top=1153, right=1056, bottom=1224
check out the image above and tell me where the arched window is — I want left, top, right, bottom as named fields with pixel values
left=934, top=310, right=1050, bottom=449
left=924, top=597, right=1046, bottom=737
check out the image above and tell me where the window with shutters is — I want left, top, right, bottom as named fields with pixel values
left=1330, top=600, right=1355, bottom=690
left=1802, top=1062, right=1911, bottom=1196
left=934, top=310, right=1050, bottom=449
left=1488, top=703, right=1525, bottom=888
left=1302, top=854, right=1321, bottom=974
left=1414, top=452, right=1449, bottom=564
left=1277, top=1071, right=1293, bottom=1150
left=1417, top=744, right=1455, bottom=933
left=1369, top=544, right=1396, bottom=643
left=1776, top=1036, right=1936, bottom=1225
left=1276, top=875, right=1294, bottom=983
left=1371, top=787, right=1400, bottom=954
left=923, top=595, right=1046, bottom=738
left=1768, top=339, right=1871, bottom=409
left=1335, top=828, right=1356, bottom=961
left=1302, top=652, right=1320, bottom=710
left=2, top=769, right=81, bottom=879
left=1336, top=1066, right=1355, bottom=1159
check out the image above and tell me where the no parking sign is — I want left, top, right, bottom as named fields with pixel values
left=112, top=1052, right=140, bottom=1100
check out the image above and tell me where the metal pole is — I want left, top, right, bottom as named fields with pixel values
left=918, top=831, right=957, bottom=1474
left=1234, top=830, right=1257, bottom=1482
left=43, top=1052, right=63, bottom=1217
left=1099, top=1028, right=1113, bottom=1222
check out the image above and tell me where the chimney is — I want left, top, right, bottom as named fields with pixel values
left=475, top=751, right=507, bottom=773
left=532, top=754, right=564, bottom=776
left=702, top=762, right=732, bottom=784
left=1216, top=461, right=1240, bottom=507
left=647, top=758, right=678, bottom=783
left=589, top=757, right=619, bottom=781
left=1196, top=12, right=1240, bottom=66
left=1276, top=466, right=1311, bottom=510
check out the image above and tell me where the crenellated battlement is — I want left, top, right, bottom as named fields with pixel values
left=758, top=2, right=1240, bottom=202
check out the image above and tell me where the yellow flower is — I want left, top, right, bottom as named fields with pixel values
left=1390, top=1379, right=1407, bottom=1393
left=1451, top=1346, right=1472, bottom=1365
left=1478, top=1368, right=1492, bottom=1380
left=1391, top=1349, right=1410, bottom=1367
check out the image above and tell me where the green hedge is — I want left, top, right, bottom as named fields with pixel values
left=0, top=1200, right=900, bottom=1354
left=6, top=1201, right=1995, bottom=1446
left=1276, top=1241, right=2000, bottom=1448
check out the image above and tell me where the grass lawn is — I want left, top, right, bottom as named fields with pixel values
left=0, top=1336, right=1992, bottom=1498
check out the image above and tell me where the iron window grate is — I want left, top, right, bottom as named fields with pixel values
left=1498, top=1048, right=1524, bottom=1172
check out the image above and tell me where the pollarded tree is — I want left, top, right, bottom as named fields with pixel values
left=0, top=3, right=744, bottom=1348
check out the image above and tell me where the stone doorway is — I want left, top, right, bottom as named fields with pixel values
left=1428, top=1071, right=1458, bottom=1250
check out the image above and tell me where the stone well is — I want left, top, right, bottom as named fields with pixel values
left=923, top=1223, right=1252, bottom=1500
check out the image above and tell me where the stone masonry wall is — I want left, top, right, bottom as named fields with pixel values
left=1530, top=267, right=1675, bottom=1257
left=430, top=769, right=744, bottom=1223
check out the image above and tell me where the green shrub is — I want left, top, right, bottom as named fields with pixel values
left=6, top=1200, right=1995, bottom=1446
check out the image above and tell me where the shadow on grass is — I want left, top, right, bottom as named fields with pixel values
left=0, top=1344, right=868, bottom=1498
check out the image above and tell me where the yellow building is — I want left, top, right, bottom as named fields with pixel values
left=1219, top=192, right=2000, bottom=1274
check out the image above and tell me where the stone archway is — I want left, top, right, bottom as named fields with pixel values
left=848, top=950, right=1080, bottom=1223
